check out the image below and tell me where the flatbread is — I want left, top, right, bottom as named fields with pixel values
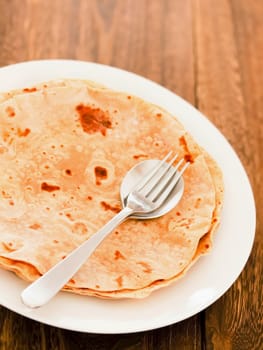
left=0, top=79, right=223, bottom=298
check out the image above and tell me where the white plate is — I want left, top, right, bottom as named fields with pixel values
left=0, top=60, right=256, bottom=333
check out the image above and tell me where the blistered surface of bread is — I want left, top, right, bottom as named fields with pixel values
left=0, top=79, right=223, bottom=298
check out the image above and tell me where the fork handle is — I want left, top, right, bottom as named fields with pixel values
left=21, top=206, right=134, bottom=308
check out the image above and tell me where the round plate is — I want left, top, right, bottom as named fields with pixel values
left=0, top=60, right=256, bottom=333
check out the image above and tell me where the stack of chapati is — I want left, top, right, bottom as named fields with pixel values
left=0, top=79, right=223, bottom=298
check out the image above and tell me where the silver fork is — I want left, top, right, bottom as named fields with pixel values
left=21, top=153, right=189, bottom=308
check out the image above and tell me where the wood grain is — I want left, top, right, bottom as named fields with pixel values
left=0, top=0, right=262, bottom=349
left=194, top=0, right=263, bottom=349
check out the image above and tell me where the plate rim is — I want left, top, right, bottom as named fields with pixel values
left=0, top=59, right=256, bottom=333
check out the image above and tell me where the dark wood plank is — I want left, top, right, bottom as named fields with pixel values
left=194, top=0, right=262, bottom=349
left=0, top=306, right=202, bottom=350
left=0, top=0, right=195, bottom=102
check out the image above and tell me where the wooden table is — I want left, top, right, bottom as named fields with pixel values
left=0, top=1, right=262, bottom=349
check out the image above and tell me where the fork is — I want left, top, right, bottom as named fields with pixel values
left=21, top=152, right=189, bottom=308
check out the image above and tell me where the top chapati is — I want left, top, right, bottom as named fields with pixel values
left=0, top=79, right=223, bottom=298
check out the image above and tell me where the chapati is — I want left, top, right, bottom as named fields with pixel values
left=0, top=79, right=223, bottom=298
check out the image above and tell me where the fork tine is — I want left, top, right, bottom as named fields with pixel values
left=141, top=153, right=178, bottom=197
left=135, top=151, right=173, bottom=192
left=154, top=161, right=190, bottom=206
left=146, top=158, right=184, bottom=201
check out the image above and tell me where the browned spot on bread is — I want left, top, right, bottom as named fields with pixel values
left=6, top=106, right=15, bottom=117
left=94, top=166, right=107, bottom=185
left=115, top=276, right=123, bottom=288
left=17, top=128, right=31, bottom=137
left=100, top=201, right=121, bottom=213
left=65, top=213, right=73, bottom=221
left=137, top=261, right=152, bottom=273
left=179, top=136, right=187, bottom=148
left=72, top=222, right=88, bottom=235
left=156, top=113, right=162, bottom=118
left=95, top=285, right=100, bottom=289
left=179, top=136, right=194, bottom=163
left=87, top=195, right=93, bottom=200
left=29, top=223, right=41, bottom=230
left=184, top=154, right=194, bottom=163
left=195, top=198, right=202, bottom=208
left=65, top=169, right=72, bottom=176
left=114, top=250, right=126, bottom=260
left=2, top=242, right=16, bottom=252
left=41, top=182, right=60, bottom=192
left=133, top=154, right=148, bottom=159
left=1, top=190, right=11, bottom=199
left=23, top=87, right=37, bottom=93
left=2, top=131, right=10, bottom=142
left=76, top=104, right=112, bottom=136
